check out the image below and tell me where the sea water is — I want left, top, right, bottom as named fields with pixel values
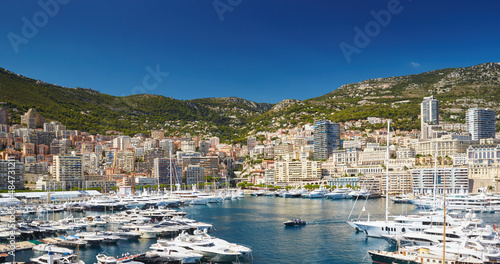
left=5, top=196, right=499, bottom=264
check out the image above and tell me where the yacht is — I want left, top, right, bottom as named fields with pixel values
left=302, top=187, right=329, bottom=199
left=148, top=242, right=203, bottom=264
left=84, top=198, right=127, bottom=211
left=369, top=245, right=485, bottom=264
left=119, top=224, right=161, bottom=239
left=170, top=232, right=244, bottom=263
left=96, top=253, right=143, bottom=264
left=325, top=188, right=351, bottom=199
left=57, top=236, right=88, bottom=248
left=347, top=211, right=483, bottom=238
left=30, top=253, right=85, bottom=264
left=33, top=244, right=75, bottom=254
left=113, top=231, right=141, bottom=240
left=381, top=225, right=500, bottom=247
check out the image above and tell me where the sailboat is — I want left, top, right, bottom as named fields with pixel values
left=369, top=167, right=499, bottom=264
left=346, top=122, right=482, bottom=238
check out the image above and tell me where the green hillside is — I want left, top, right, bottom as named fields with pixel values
left=2, top=62, right=500, bottom=138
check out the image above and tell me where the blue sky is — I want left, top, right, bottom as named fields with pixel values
left=1, top=0, right=499, bottom=103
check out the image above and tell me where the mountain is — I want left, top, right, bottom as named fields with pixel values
left=1, top=62, right=500, bottom=139
left=250, top=62, right=500, bottom=131
left=0, top=68, right=267, bottom=140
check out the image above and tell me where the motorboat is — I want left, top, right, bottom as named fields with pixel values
left=325, top=188, right=351, bottom=199
left=283, top=219, right=306, bottom=226
left=303, top=187, right=329, bottom=199
left=347, top=210, right=483, bottom=238
left=113, top=231, right=141, bottom=240
left=171, top=232, right=244, bottom=263
left=33, top=244, right=75, bottom=254
left=96, top=253, right=117, bottom=264
left=30, top=253, right=84, bottom=264
left=57, top=236, right=88, bottom=248
left=148, top=242, right=203, bottom=264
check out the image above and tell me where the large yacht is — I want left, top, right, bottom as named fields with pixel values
left=347, top=211, right=483, bottom=238
left=148, top=242, right=203, bottom=264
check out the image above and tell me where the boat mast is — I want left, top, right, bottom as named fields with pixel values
left=434, top=142, right=438, bottom=207
left=169, top=149, right=173, bottom=194
left=385, top=120, right=390, bottom=222
left=442, top=144, right=447, bottom=262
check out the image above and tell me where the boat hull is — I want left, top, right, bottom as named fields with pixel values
left=369, top=251, right=418, bottom=264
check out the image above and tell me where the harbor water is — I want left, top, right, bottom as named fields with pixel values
left=5, top=196, right=500, bottom=264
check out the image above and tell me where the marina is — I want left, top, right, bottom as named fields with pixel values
left=2, top=194, right=499, bottom=264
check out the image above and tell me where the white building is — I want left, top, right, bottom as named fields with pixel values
left=274, top=161, right=321, bottom=183
left=113, top=136, right=131, bottom=151
left=411, top=167, right=468, bottom=194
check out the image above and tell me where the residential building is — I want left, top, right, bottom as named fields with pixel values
left=466, top=108, right=496, bottom=140
left=313, top=120, right=340, bottom=160
left=21, top=108, right=45, bottom=129
left=116, top=149, right=135, bottom=172
left=0, top=159, right=24, bottom=190
left=420, top=96, right=439, bottom=139
left=184, top=164, right=205, bottom=186
left=153, top=158, right=182, bottom=186
left=414, top=134, right=477, bottom=157
left=54, top=154, right=83, bottom=189
left=274, top=160, right=321, bottom=183
left=151, top=130, right=165, bottom=140
left=411, top=167, right=468, bottom=194
left=112, top=136, right=131, bottom=150
left=247, top=136, right=256, bottom=152
left=0, top=107, right=8, bottom=125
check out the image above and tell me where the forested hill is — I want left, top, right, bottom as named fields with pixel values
left=246, top=62, right=500, bottom=132
left=1, top=62, right=500, bottom=139
left=0, top=68, right=269, bottom=139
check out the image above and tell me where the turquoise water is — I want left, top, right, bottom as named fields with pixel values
left=5, top=196, right=499, bottom=264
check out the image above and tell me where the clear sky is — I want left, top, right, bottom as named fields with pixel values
left=1, top=0, right=499, bottom=103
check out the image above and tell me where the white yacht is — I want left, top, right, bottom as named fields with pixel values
left=30, top=253, right=84, bottom=264
left=325, top=188, right=351, bottom=199
left=303, top=187, right=329, bottom=199
left=119, top=225, right=161, bottom=239
left=33, top=244, right=75, bottom=254
left=170, top=232, right=243, bottom=263
left=382, top=224, right=500, bottom=247
left=347, top=211, right=483, bottom=238
left=148, top=242, right=203, bottom=264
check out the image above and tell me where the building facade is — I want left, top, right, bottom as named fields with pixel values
left=411, top=167, right=468, bottom=194
left=313, top=120, right=340, bottom=160
left=420, top=96, right=439, bottom=139
left=466, top=108, right=496, bottom=140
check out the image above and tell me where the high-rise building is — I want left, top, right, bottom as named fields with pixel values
left=313, top=120, right=340, bottom=160
left=184, top=164, right=205, bottom=186
left=466, top=108, right=496, bottom=140
left=160, top=139, right=176, bottom=154
left=180, top=140, right=196, bottom=152
left=54, top=154, right=83, bottom=189
left=113, top=136, right=131, bottom=150
left=153, top=158, right=182, bottom=186
left=0, top=160, right=24, bottom=190
left=420, top=96, right=439, bottom=139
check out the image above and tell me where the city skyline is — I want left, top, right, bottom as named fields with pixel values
left=2, top=1, right=500, bottom=103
